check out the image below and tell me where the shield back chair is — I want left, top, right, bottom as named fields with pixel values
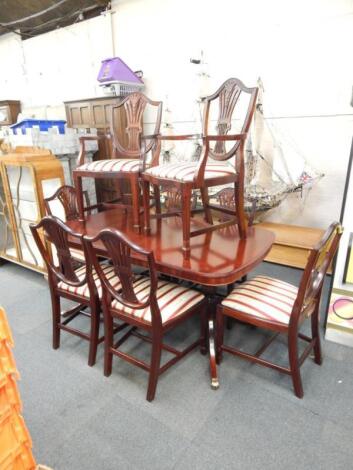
left=216, top=222, right=342, bottom=398
left=44, top=185, right=114, bottom=263
left=73, top=92, right=163, bottom=232
left=142, top=78, right=258, bottom=255
left=84, top=228, right=207, bottom=401
left=30, top=216, right=123, bottom=366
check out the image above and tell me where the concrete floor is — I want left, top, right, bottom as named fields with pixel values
left=1, top=260, right=353, bottom=470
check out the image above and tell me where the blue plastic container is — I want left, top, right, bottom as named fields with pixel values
left=10, top=119, right=66, bottom=135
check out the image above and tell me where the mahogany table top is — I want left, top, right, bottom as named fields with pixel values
left=65, top=209, right=275, bottom=286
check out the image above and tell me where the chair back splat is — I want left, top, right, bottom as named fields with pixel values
left=30, top=216, right=89, bottom=288
left=44, top=185, right=91, bottom=221
left=202, top=78, right=258, bottom=161
left=84, top=229, right=161, bottom=323
left=111, top=92, right=163, bottom=161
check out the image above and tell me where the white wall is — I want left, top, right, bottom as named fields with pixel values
left=0, top=13, right=114, bottom=118
left=111, top=0, right=353, bottom=228
left=0, top=0, right=352, bottom=228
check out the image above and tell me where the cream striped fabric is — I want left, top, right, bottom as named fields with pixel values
left=222, top=276, right=298, bottom=325
left=70, top=248, right=86, bottom=262
left=58, top=263, right=121, bottom=299
left=77, top=159, right=141, bottom=173
left=144, top=161, right=236, bottom=182
left=111, top=277, right=205, bottom=324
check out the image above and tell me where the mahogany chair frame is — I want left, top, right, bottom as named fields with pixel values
left=142, top=78, right=258, bottom=255
left=44, top=185, right=92, bottom=221
left=30, top=216, right=107, bottom=366
left=216, top=222, right=343, bottom=398
left=83, top=228, right=208, bottom=401
left=73, top=92, right=163, bottom=232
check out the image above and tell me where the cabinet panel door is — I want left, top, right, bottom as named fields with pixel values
left=3, top=165, right=43, bottom=268
left=0, top=173, right=17, bottom=259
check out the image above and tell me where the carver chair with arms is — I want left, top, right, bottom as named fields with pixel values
left=84, top=228, right=208, bottom=401
left=142, top=78, right=258, bottom=255
left=216, top=222, right=342, bottom=398
left=30, top=216, right=123, bottom=366
left=73, top=92, right=163, bottom=232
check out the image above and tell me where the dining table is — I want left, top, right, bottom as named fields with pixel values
left=64, top=208, right=275, bottom=388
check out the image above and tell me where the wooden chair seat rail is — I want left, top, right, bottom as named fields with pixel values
left=110, top=325, right=201, bottom=375
left=221, top=332, right=316, bottom=375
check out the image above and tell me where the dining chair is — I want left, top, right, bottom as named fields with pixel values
left=216, top=222, right=342, bottom=398
left=44, top=185, right=93, bottom=264
left=30, top=216, right=123, bottom=366
left=142, top=78, right=258, bottom=255
left=73, top=92, right=163, bottom=232
left=84, top=228, right=208, bottom=401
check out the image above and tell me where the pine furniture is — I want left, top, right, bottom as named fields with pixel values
left=0, top=150, right=64, bottom=273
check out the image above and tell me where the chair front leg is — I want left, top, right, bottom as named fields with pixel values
left=181, top=185, right=192, bottom=255
left=146, top=334, right=162, bottom=402
left=103, top=307, right=114, bottom=377
left=311, top=302, right=322, bottom=365
left=51, top=292, right=61, bottom=350
left=73, top=173, right=85, bottom=222
left=130, top=174, right=141, bottom=232
left=88, top=297, right=100, bottom=367
left=288, top=329, right=304, bottom=398
left=142, top=180, right=151, bottom=234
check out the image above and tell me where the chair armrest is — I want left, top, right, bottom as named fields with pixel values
left=77, top=135, right=105, bottom=166
left=78, top=135, right=105, bottom=143
left=141, top=134, right=160, bottom=140
left=204, top=133, right=247, bottom=142
left=158, top=133, right=202, bottom=141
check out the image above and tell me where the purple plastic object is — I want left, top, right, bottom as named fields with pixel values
left=97, top=57, right=144, bottom=84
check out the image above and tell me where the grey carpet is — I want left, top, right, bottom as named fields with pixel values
left=1, top=260, right=353, bottom=470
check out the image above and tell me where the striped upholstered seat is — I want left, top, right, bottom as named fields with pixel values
left=144, top=161, right=236, bottom=183
left=58, top=263, right=121, bottom=299
left=111, top=277, right=205, bottom=324
left=222, top=276, right=298, bottom=325
left=77, top=159, right=143, bottom=173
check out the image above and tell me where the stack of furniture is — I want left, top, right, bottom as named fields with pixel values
left=0, top=149, right=64, bottom=273
left=0, top=306, right=36, bottom=469
left=29, top=76, right=342, bottom=402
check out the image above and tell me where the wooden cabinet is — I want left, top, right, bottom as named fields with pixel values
left=64, top=96, right=128, bottom=202
left=0, top=151, right=64, bottom=273
left=0, top=100, right=21, bottom=126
